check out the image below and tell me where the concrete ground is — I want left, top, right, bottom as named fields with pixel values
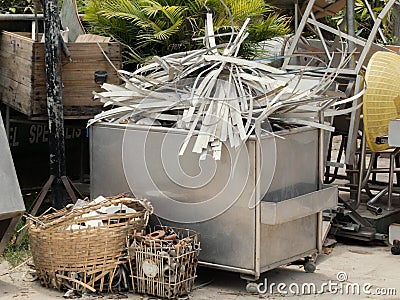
left=1, top=241, right=399, bottom=300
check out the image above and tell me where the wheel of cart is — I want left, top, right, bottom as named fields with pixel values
left=289, top=253, right=318, bottom=273
left=243, top=252, right=318, bottom=293
left=303, top=257, right=317, bottom=273
left=245, top=281, right=260, bottom=293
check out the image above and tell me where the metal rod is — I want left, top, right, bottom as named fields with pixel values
left=345, top=75, right=362, bottom=164
left=282, top=0, right=316, bottom=69
left=5, top=105, right=10, bottom=142
left=387, top=148, right=400, bottom=210
left=366, top=186, right=387, bottom=215
left=294, top=0, right=299, bottom=32
left=310, top=12, right=332, bottom=61
left=199, top=261, right=255, bottom=275
left=44, top=0, right=67, bottom=209
left=307, top=18, right=366, bottom=47
left=317, top=109, right=325, bottom=252
left=356, top=131, right=367, bottom=209
left=339, top=184, right=400, bottom=194
left=254, top=122, right=261, bottom=280
left=346, top=0, right=355, bottom=54
left=33, top=2, right=39, bottom=42
left=362, top=152, right=376, bottom=187
left=346, top=168, right=400, bottom=174
left=0, top=13, right=84, bottom=21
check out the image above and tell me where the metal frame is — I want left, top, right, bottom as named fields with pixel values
left=281, top=0, right=397, bottom=169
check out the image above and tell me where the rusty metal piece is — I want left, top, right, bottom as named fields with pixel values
left=147, top=230, right=166, bottom=240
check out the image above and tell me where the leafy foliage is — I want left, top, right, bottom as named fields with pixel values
left=0, top=0, right=34, bottom=14
left=326, top=0, right=396, bottom=44
left=84, top=0, right=291, bottom=63
left=1, top=220, right=30, bottom=267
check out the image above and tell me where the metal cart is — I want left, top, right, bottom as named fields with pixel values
left=90, top=121, right=337, bottom=282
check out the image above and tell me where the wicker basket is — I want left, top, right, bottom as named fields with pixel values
left=128, top=226, right=200, bottom=299
left=28, top=197, right=153, bottom=292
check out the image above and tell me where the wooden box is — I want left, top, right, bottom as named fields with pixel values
left=0, top=31, right=122, bottom=118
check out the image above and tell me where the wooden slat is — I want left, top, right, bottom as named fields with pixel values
left=0, top=31, right=34, bottom=58
left=75, top=34, right=110, bottom=43
left=33, top=43, right=121, bottom=61
left=0, top=51, right=34, bottom=85
left=0, top=75, right=32, bottom=115
left=0, top=31, right=121, bottom=117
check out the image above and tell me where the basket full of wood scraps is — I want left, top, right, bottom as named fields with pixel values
left=27, top=195, right=153, bottom=293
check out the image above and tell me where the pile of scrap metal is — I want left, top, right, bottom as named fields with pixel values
left=89, top=0, right=399, bottom=242
left=280, top=0, right=400, bottom=241
left=89, top=11, right=358, bottom=160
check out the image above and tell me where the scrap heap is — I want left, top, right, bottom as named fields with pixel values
left=89, top=14, right=357, bottom=159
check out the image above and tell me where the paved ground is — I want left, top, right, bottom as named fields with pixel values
left=1, top=241, right=399, bottom=300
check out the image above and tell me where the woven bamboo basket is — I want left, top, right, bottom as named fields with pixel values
left=28, top=196, right=153, bottom=292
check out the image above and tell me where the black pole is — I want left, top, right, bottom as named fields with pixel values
left=43, top=0, right=67, bottom=209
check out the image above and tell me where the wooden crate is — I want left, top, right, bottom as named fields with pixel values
left=0, top=31, right=122, bottom=118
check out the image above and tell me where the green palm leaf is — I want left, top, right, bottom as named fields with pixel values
left=84, top=0, right=291, bottom=63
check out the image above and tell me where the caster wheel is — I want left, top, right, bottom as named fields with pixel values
left=246, top=282, right=259, bottom=293
left=391, top=246, right=400, bottom=255
left=304, top=261, right=316, bottom=273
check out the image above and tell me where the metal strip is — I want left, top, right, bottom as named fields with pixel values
left=307, top=18, right=366, bottom=47
left=282, top=0, right=316, bottom=69
left=198, top=261, right=255, bottom=275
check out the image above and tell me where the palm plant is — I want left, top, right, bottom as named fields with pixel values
left=84, top=0, right=291, bottom=63
left=326, top=0, right=395, bottom=44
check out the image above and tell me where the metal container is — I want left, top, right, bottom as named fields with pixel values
left=0, top=113, right=25, bottom=254
left=90, top=122, right=337, bottom=280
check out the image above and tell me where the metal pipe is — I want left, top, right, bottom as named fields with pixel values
left=294, top=0, right=299, bottom=32
left=366, top=187, right=388, bottom=214
left=387, top=148, right=400, bottom=210
left=254, top=122, right=261, bottom=280
left=317, top=109, right=325, bottom=252
left=200, top=261, right=255, bottom=275
left=33, top=2, right=39, bottom=42
left=5, top=105, right=10, bottom=142
left=361, top=152, right=376, bottom=187
left=0, top=13, right=84, bottom=21
left=310, top=12, right=332, bottom=61
left=355, top=132, right=367, bottom=209
left=346, top=0, right=356, bottom=54
left=282, top=0, right=316, bottom=69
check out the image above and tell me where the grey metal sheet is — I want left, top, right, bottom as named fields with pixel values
left=0, top=113, right=25, bottom=253
left=90, top=123, right=322, bottom=274
left=260, top=214, right=318, bottom=268
left=389, top=119, right=400, bottom=147
left=90, top=124, right=257, bottom=270
left=261, top=185, right=338, bottom=225
left=260, top=127, right=319, bottom=202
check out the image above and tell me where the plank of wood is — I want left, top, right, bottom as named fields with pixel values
left=75, top=34, right=111, bottom=43
left=0, top=51, right=33, bottom=85
left=0, top=31, right=36, bottom=58
left=0, top=75, right=32, bottom=115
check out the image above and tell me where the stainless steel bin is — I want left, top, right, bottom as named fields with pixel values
left=90, top=123, right=337, bottom=279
